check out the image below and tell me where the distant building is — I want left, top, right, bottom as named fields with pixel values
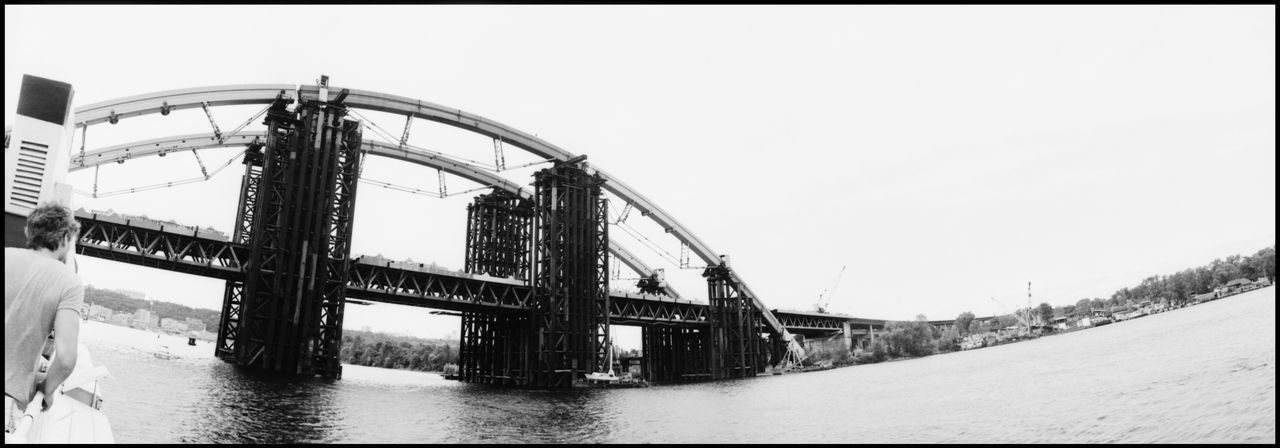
left=132, top=309, right=160, bottom=329
left=1226, top=278, right=1256, bottom=293
left=131, top=309, right=152, bottom=329
left=1050, top=316, right=1069, bottom=331
left=1072, top=316, right=1092, bottom=328
left=87, top=304, right=114, bottom=321
left=1256, top=277, right=1272, bottom=287
left=185, top=318, right=206, bottom=333
left=160, top=318, right=188, bottom=333
left=109, top=313, right=130, bottom=327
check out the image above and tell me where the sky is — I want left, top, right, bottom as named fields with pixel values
left=5, top=5, right=1275, bottom=349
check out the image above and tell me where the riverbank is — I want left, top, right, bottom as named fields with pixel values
left=81, top=319, right=215, bottom=359
left=818, top=285, right=1275, bottom=371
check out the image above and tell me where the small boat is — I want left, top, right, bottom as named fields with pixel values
left=584, top=338, right=621, bottom=384
left=5, top=342, right=114, bottom=444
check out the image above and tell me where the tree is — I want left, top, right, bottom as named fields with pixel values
left=1036, top=302, right=1054, bottom=325
left=1076, top=298, right=1092, bottom=316
left=954, top=311, right=975, bottom=336
left=1091, top=298, right=1107, bottom=312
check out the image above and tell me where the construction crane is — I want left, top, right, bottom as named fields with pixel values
left=989, top=296, right=1033, bottom=336
left=814, top=265, right=846, bottom=314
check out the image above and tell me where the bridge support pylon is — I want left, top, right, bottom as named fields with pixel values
left=641, top=327, right=707, bottom=382
left=704, top=263, right=767, bottom=379
left=529, top=159, right=609, bottom=388
left=215, top=90, right=362, bottom=378
left=459, top=190, right=534, bottom=386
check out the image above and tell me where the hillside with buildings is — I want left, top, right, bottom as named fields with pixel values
left=82, top=285, right=218, bottom=340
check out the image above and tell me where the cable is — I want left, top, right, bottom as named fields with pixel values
left=74, top=147, right=248, bottom=198
left=346, top=109, right=501, bottom=170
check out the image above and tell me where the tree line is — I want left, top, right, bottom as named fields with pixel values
left=1048, top=245, right=1274, bottom=324
left=848, top=245, right=1275, bottom=365
left=339, top=329, right=459, bottom=372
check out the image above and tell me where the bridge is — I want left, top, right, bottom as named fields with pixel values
left=7, top=77, right=889, bottom=387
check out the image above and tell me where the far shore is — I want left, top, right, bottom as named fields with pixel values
left=80, top=320, right=452, bottom=381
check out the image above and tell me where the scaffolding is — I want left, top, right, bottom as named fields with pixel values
left=458, top=190, right=535, bottom=386
left=704, top=263, right=767, bottom=379
left=215, top=90, right=361, bottom=378
left=529, top=159, right=608, bottom=388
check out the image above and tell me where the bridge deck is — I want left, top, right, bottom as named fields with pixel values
left=72, top=212, right=884, bottom=333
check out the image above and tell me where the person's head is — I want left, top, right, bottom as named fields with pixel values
left=25, top=203, right=80, bottom=262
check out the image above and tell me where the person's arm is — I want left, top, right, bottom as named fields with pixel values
left=38, top=309, right=80, bottom=410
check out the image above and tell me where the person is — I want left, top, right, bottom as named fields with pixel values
left=5, top=203, right=84, bottom=434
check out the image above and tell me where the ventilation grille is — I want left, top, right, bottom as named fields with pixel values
left=11, top=140, right=49, bottom=208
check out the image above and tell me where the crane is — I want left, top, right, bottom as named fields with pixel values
left=989, top=296, right=1033, bottom=336
left=815, top=265, right=847, bottom=314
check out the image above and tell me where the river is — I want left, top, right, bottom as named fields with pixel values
left=81, top=286, right=1275, bottom=443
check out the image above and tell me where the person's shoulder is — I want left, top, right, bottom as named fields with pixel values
left=39, top=257, right=83, bottom=286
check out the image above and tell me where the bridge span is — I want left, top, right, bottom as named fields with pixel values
left=8, top=75, right=886, bottom=387
left=73, top=209, right=885, bottom=338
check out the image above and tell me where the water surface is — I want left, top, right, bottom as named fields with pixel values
left=85, top=287, right=1276, bottom=443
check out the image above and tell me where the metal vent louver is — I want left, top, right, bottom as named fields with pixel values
left=11, top=140, right=49, bottom=208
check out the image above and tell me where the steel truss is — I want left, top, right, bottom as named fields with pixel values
left=773, top=313, right=850, bottom=332
left=530, top=160, right=608, bottom=388
left=74, top=212, right=245, bottom=279
left=346, top=261, right=535, bottom=311
left=704, top=263, right=767, bottom=379
left=220, top=94, right=362, bottom=378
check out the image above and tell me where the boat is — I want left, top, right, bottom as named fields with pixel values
left=5, top=342, right=115, bottom=444
left=583, top=337, right=621, bottom=384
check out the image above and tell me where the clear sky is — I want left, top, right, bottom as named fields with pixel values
left=5, top=5, right=1275, bottom=349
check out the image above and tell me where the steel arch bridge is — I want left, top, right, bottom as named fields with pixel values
left=7, top=81, right=819, bottom=385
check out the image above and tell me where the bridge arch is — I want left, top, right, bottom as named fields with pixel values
left=68, top=132, right=680, bottom=298
left=15, top=83, right=786, bottom=336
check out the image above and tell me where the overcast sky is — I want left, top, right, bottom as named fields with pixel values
left=5, top=5, right=1275, bottom=348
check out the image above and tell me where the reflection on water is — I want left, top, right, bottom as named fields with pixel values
left=86, top=287, right=1275, bottom=443
left=180, top=364, right=343, bottom=443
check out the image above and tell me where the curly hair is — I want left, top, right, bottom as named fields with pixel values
left=24, top=203, right=81, bottom=251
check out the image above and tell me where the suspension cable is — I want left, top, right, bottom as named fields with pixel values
left=358, top=176, right=490, bottom=199
left=619, top=221, right=683, bottom=264
left=346, top=109, right=501, bottom=170
left=220, top=104, right=272, bottom=142
left=612, top=221, right=681, bottom=267
left=74, top=147, right=249, bottom=198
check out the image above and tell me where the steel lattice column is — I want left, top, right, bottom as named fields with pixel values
left=216, top=140, right=264, bottom=361
left=225, top=94, right=361, bottom=378
left=464, top=190, right=533, bottom=281
left=459, top=190, right=534, bottom=385
left=704, top=263, right=765, bottom=380
left=530, top=160, right=608, bottom=388
left=641, top=326, right=707, bottom=383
